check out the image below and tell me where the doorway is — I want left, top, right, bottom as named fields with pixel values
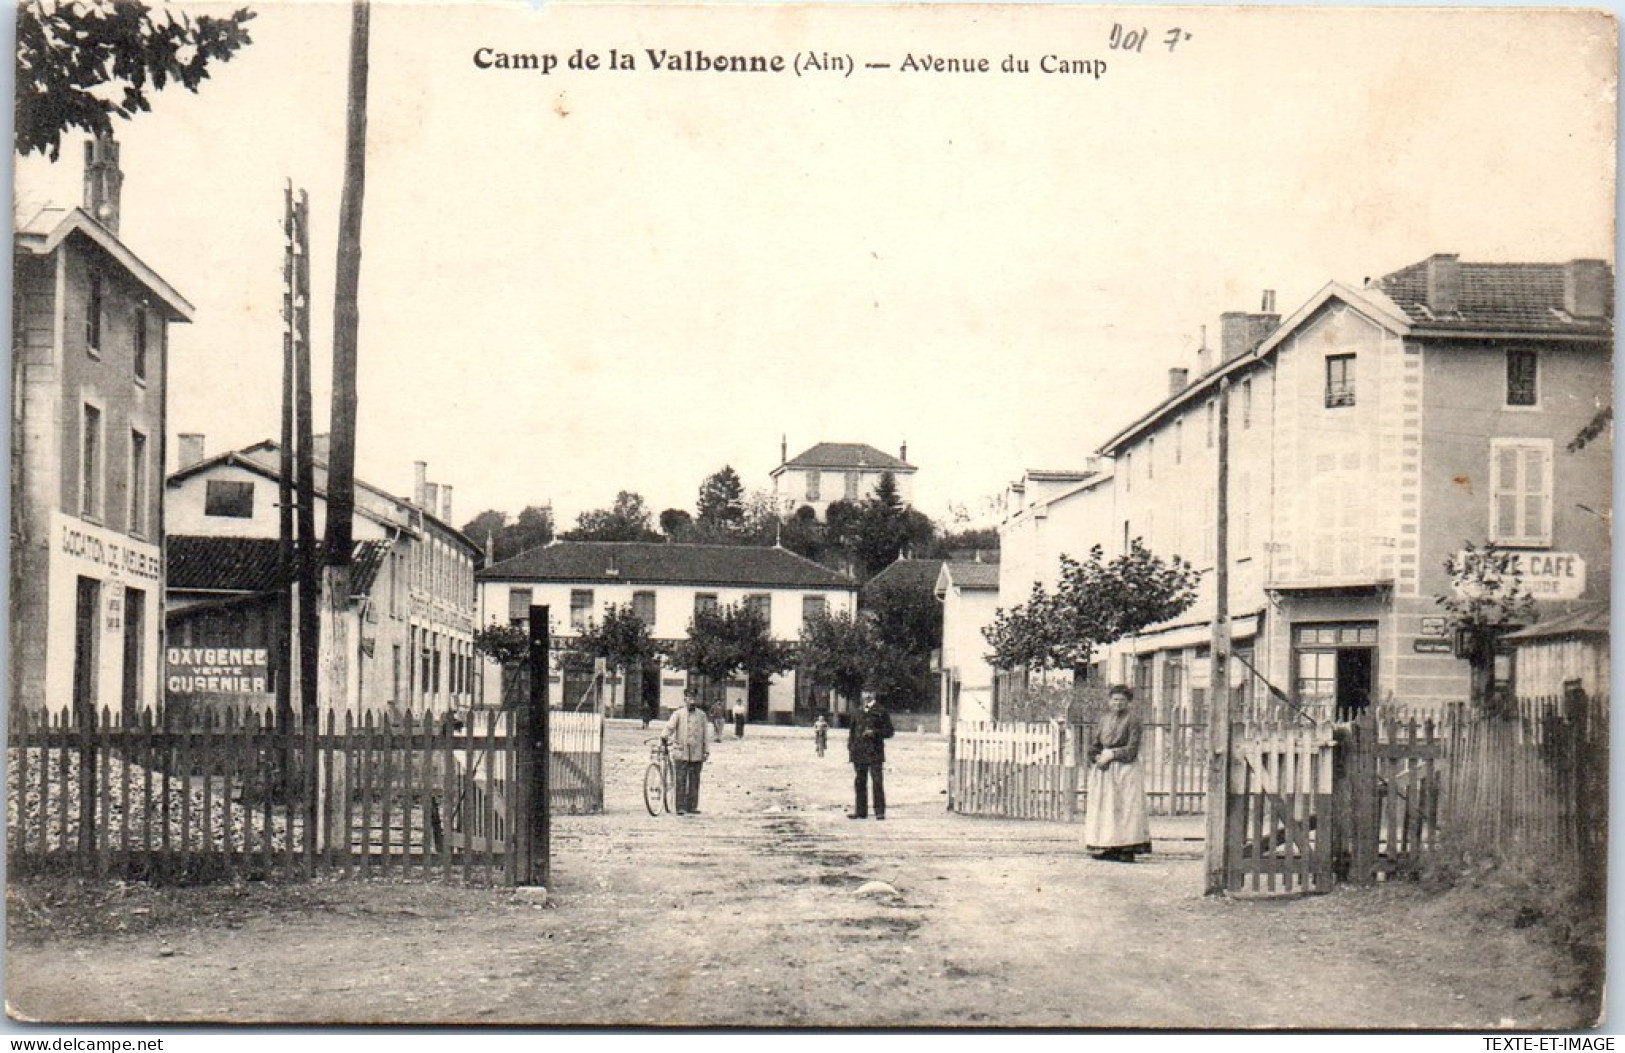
left=73, top=577, right=100, bottom=721
left=1292, top=622, right=1377, bottom=719
left=121, top=587, right=145, bottom=723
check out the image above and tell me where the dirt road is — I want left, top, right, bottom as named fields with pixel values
left=5, top=721, right=1587, bottom=1028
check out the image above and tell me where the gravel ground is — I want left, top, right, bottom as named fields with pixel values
left=4, top=719, right=1595, bottom=1028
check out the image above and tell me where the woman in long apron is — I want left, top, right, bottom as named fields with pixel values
left=1085, top=684, right=1152, bottom=862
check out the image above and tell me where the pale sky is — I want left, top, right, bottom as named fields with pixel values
left=14, top=2, right=1616, bottom=531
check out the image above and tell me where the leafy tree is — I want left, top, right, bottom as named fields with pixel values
left=561, top=491, right=661, bottom=542
left=472, top=622, right=530, bottom=668
left=930, top=527, right=1000, bottom=560
left=17, top=0, right=256, bottom=159
left=1436, top=541, right=1539, bottom=711
left=666, top=602, right=794, bottom=696
left=696, top=465, right=745, bottom=531
left=849, top=473, right=936, bottom=581
left=797, top=609, right=875, bottom=709
left=983, top=540, right=1199, bottom=673
left=982, top=582, right=1078, bottom=672
left=659, top=508, right=693, bottom=538
left=574, top=603, right=664, bottom=714
left=460, top=504, right=555, bottom=564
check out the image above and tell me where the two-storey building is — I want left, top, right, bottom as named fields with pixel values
left=770, top=440, right=916, bottom=519
left=12, top=136, right=192, bottom=718
left=477, top=540, right=859, bottom=720
left=165, top=439, right=480, bottom=716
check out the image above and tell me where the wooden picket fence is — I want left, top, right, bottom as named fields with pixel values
left=1435, top=693, right=1607, bottom=885
left=948, top=722, right=1074, bottom=820
left=1223, top=720, right=1337, bottom=895
left=5, top=703, right=603, bottom=884
left=549, top=709, right=604, bottom=815
left=947, top=718, right=1206, bottom=821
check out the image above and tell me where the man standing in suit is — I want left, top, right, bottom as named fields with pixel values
left=663, top=687, right=711, bottom=815
left=848, top=692, right=895, bottom=820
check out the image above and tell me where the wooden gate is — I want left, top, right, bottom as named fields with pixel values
left=1331, top=710, right=1444, bottom=884
left=1222, top=720, right=1336, bottom=895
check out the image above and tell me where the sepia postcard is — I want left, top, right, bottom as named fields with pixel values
left=5, top=0, right=1617, bottom=1035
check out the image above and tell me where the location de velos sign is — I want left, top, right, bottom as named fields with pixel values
left=1451, top=550, right=1586, bottom=601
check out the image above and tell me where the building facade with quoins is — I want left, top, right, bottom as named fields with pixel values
left=995, top=256, right=1611, bottom=718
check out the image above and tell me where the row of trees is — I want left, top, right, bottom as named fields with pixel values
left=462, top=467, right=996, bottom=583
left=472, top=586, right=947, bottom=714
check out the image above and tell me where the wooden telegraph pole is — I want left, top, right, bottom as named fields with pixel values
left=1204, top=377, right=1234, bottom=895
left=315, top=0, right=370, bottom=868
left=518, top=606, right=552, bottom=887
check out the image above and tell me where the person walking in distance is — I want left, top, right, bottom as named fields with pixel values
left=732, top=697, right=747, bottom=739
left=813, top=712, right=830, bottom=758
left=848, top=692, right=894, bottom=820
left=663, top=687, right=710, bottom=815
left=707, top=699, right=724, bottom=743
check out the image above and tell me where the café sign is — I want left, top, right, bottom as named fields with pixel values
left=1452, top=550, right=1586, bottom=602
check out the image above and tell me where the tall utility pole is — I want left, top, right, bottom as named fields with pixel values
left=277, top=185, right=297, bottom=740
left=1204, top=377, right=1234, bottom=895
left=319, top=0, right=370, bottom=735
left=291, top=189, right=318, bottom=731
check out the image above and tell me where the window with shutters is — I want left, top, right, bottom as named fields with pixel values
left=508, top=587, right=533, bottom=628
left=1489, top=439, right=1553, bottom=547
left=633, top=590, right=657, bottom=626
left=570, top=589, right=594, bottom=632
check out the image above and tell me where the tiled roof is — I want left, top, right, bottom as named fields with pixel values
left=168, top=535, right=391, bottom=600
left=479, top=541, right=857, bottom=590
left=169, top=536, right=283, bottom=593
left=942, top=561, right=1000, bottom=590
left=778, top=443, right=915, bottom=472
left=1372, top=260, right=1613, bottom=336
left=864, top=558, right=946, bottom=594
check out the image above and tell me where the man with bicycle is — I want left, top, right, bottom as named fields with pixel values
left=663, top=685, right=711, bottom=815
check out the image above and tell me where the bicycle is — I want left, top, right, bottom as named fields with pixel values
left=643, top=737, right=673, bottom=816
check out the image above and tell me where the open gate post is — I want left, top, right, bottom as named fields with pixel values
left=513, top=604, right=551, bottom=887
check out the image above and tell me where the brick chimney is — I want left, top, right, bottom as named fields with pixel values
left=425, top=483, right=440, bottom=517
left=1168, top=367, right=1190, bottom=396
left=1221, top=301, right=1281, bottom=363
left=1424, top=254, right=1461, bottom=314
left=83, top=134, right=123, bottom=235
left=900, top=441, right=908, bottom=462
left=311, top=432, right=331, bottom=465
left=440, top=484, right=454, bottom=524
left=780, top=435, right=787, bottom=464
left=413, top=461, right=428, bottom=506
left=177, top=433, right=206, bottom=469
left=1563, top=259, right=1610, bottom=319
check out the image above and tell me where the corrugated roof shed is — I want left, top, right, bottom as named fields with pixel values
left=479, top=541, right=857, bottom=590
